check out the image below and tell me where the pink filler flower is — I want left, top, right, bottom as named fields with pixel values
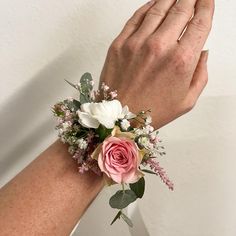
left=97, top=136, right=143, bottom=184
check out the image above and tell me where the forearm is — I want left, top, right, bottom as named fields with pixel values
left=0, top=139, right=104, bottom=235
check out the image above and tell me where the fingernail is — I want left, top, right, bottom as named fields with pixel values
left=203, top=50, right=209, bottom=63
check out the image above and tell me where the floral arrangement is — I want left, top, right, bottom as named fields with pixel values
left=52, top=73, right=173, bottom=227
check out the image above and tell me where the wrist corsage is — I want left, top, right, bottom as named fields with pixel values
left=52, top=73, right=173, bottom=227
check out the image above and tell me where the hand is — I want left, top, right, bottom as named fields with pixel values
left=99, top=0, right=214, bottom=129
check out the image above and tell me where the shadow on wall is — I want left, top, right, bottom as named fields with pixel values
left=0, top=2, right=110, bottom=180
left=0, top=48, right=80, bottom=179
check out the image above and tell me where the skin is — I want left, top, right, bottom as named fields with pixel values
left=0, top=0, right=214, bottom=235
left=100, top=0, right=214, bottom=128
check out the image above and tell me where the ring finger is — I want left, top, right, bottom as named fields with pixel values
left=132, top=0, right=176, bottom=41
left=155, top=0, right=196, bottom=42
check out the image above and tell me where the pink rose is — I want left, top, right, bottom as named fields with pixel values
left=97, top=136, right=143, bottom=184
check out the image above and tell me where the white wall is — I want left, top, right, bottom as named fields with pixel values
left=0, top=1, right=236, bottom=235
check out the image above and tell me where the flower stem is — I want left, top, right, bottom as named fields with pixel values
left=121, top=183, right=125, bottom=192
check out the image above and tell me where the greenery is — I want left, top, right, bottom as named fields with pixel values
left=79, top=72, right=93, bottom=103
left=109, top=190, right=137, bottom=209
left=65, top=72, right=93, bottom=104
left=110, top=210, right=122, bottom=225
left=110, top=210, right=133, bottom=227
left=63, top=99, right=81, bottom=112
left=96, top=125, right=113, bottom=142
left=130, top=177, right=145, bottom=198
left=141, top=169, right=157, bottom=175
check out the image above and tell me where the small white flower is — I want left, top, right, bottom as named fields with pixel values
left=134, top=128, right=143, bottom=136
left=62, top=121, right=72, bottom=130
left=65, top=110, right=71, bottom=117
left=150, top=133, right=159, bottom=144
left=149, top=150, right=159, bottom=158
left=104, top=85, right=109, bottom=91
left=110, top=91, right=118, bottom=99
left=77, top=100, right=134, bottom=129
left=77, top=138, right=88, bottom=150
left=134, top=127, right=149, bottom=136
left=90, top=80, right=95, bottom=86
left=141, top=128, right=149, bottom=135
left=150, top=133, right=157, bottom=141
left=138, top=136, right=149, bottom=148
left=68, top=146, right=75, bottom=155
left=119, top=105, right=136, bottom=120
left=120, top=119, right=130, bottom=130
left=101, top=83, right=109, bottom=91
left=59, top=128, right=64, bottom=135
left=145, top=115, right=152, bottom=125
left=60, top=137, right=66, bottom=143
left=146, top=125, right=154, bottom=133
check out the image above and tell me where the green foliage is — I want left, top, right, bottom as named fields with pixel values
left=63, top=99, right=81, bottom=112
left=79, top=72, right=93, bottom=104
left=110, top=210, right=122, bottom=225
left=129, top=177, right=145, bottom=198
left=52, top=109, right=64, bottom=117
left=109, top=190, right=137, bottom=209
left=65, top=72, right=93, bottom=104
left=110, top=210, right=133, bottom=227
left=141, top=169, right=156, bottom=175
left=96, top=125, right=112, bottom=142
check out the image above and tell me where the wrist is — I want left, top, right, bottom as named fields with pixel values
left=52, top=139, right=105, bottom=190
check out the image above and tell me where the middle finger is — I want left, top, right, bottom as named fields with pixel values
left=132, top=0, right=176, bottom=41
left=155, top=0, right=196, bottom=41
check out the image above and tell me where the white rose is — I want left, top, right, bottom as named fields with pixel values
left=77, top=100, right=136, bottom=129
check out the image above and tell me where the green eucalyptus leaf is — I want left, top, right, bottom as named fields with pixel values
left=80, top=72, right=93, bottom=87
left=141, top=169, right=156, bottom=175
left=63, top=99, right=81, bottom=112
left=109, top=190, right=137, bottom=209
left=96, top=125, right=112, bottom=141
left=72, top=99, right=81, bottom=110
left=110, top=210, right=122, bottom=225
left=121, top=212, right=133, bottom=228
left=80, top=73, right=93, bottom=104
left=129, top=177, right=145, bottom=198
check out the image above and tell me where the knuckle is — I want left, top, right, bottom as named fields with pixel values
left=108, top=38, right=123, bottom=55
left=169, top=5, right=191, bottom=17
left=126, top=11, right=141, bottom=27
left=198, top=3, right=212, bottom=11
left=145, top=38, right=166, bottom=56
left=123, top=38, right=140, bottom=53
left=134, top=8, right=145, bottom=17
left=126, top=18, right=139, bottom=27
left=190, top=17, right=211, bottom=32
left=172, top=49, right=194, bottom=74
left=147, top=8, right=166, bottom=18
left=184, top=99, right=196, bottom=112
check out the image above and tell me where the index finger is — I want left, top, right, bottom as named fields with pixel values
left=179, top=0, right=215, bottom=53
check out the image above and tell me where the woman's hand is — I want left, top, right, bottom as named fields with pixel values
left=100, top=0, right=214, bottom=129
